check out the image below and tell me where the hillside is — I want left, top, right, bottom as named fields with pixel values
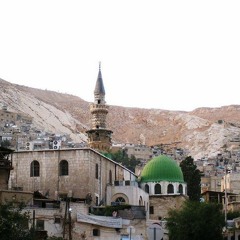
left=1, top=78, right=240, bottom=159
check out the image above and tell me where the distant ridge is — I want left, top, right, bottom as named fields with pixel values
left=1, top=77, right=240, bottom=159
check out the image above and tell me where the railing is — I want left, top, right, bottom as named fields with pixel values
left=114, top=180, right=139, bottom=187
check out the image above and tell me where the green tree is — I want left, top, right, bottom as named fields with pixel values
left=0, top=201, right=32, bottom=240
left=0, top=139, right=11, bottom=148
left=227, top=210, right=240, bottom=220
left=180, top=156, right=201, bottom=201
left=167, top=201, right=225, bottom=240
left=102, top=150, right=141, bottom=172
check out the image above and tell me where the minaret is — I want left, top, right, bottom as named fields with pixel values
left=86, top=63, right=113, bottom=151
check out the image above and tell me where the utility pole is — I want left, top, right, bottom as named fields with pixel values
left=63, top=198, right=72, bottom=240
left=32, top=210, right=35, bottom=240
left=224, top=167, right=227, bottom=224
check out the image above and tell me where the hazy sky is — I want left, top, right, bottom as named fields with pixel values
left=0, top=1, right=239, bottom=111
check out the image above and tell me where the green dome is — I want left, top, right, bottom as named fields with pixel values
left=140, top=155, right=184, bottom=183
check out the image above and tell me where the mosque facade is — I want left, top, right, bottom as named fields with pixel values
left=5, top=65, right=188, bottom=240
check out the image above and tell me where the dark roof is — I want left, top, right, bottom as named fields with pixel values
left=94, top=67, right=105, bottom=95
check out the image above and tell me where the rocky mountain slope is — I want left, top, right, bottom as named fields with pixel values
left=1, top=78, right=240, bottom=160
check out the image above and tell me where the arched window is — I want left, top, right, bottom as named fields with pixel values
left=115, top=197, right=125, bottom=203
left=139, top=196, right=143, bottom=206
left=95, top=164, right=99, bottom=179
left=59, top=160, right=68, bottom=176
left=167, top=184, right=174, bottom=194
left=109, top=170, right=112, bottom=184
left=145, top=184, right=149, bottom=193
left=179, top=184, right=183, bottom=194
left=155, top=184, right=161, bottom=194
left=30, top=161, right=40, bottom=177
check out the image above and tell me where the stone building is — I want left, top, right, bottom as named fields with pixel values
left=9, top=150, right=187, bottom=239
left=10, top=147, right=148, bottom=239
left=5, top=65, right=189, bottom=240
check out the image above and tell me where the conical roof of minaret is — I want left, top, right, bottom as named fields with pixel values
left=94, top=63, right=105, bottom=95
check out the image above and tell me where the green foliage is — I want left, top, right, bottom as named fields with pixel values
left=102, top=150, right=141, bottom=172
left=91, top=204, right=131, bottom=216
left=0, top=139, right=11, bottom=148
left=0, top=201, right=32, bottom=240
left=227, top=210, right=240, bottom=220
left=47, top=237, right=64, bottom=240
left=180, top=156, right=201, bottom=201
left=167, top=201, right=225, bottom=240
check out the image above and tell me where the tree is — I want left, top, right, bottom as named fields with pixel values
left=0, top=201, right=32, bottom=240
left=180, top=156, right=201, bottom=201
left=0, top=139, right=11, bottom=148
left=167, top=201, right=225, bottom=240
left=102, top=150, right=141, bottom=172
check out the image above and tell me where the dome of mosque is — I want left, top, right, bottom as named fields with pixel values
left=140, top=155, right=184, bottom=183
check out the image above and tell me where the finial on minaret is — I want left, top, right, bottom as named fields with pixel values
left=99, top=61, right=101, bottom=71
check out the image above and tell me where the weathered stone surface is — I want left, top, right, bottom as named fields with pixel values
left=1, top=78, right=240, bottom=159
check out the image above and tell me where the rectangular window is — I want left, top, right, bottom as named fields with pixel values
left=125, top=180, right=130, bottom=186
left=54, top=217, right=61, bottom=224
left=93, top=229, right=100, bottom=236
left=95, top=164, right=99, bottom=179
left=150, top=206, right=154, bottom=214
left=36, top=220, right=44, bottom=230
left=120, top=235, right=129, bottom=240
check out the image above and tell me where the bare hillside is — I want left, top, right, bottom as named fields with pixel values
left=1, top=78, right=240, bottom=159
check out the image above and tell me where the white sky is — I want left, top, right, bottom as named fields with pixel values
left=0, top=0, right=239, bottom=111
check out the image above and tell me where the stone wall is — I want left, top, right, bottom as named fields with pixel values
left=10, top=148, right=135, bottom=205
left=149, top=195, right=187, bottom=220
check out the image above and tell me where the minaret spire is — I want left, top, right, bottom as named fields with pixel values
left=86, top=63, right=113, bottom=151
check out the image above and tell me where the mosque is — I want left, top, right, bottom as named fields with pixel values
left=2, top=64, right=188, bottom=239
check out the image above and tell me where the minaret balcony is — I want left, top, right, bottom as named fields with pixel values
left=90, top=104, right=109, bottom=113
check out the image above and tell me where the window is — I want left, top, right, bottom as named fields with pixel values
left=167, top=184, right=174, bottom=194
left=30, top=161, right=40, bottom=177
left=150, top=206, right=154, bottom=214
left=54, top=217, right=61, bottom=224
left=179, top=184, right=183, bottom=194
left=120, top=235, right=129, bottom=240
left=109, top=170, right=112, bottom=184
left=36, top=220, right=44, bottom=230
left=93, top=229, right=100, bottom=236
left=155, top=184, right=161, bottom=194
left=125, top=180, right=130, bottom=186
left=96, top=196, right=99, bottom=206
left=95, top=164, right=99, bottom=179
left=115, top=197, right=125, bottom=203
left=59, top=160, right=68, bottom=176
left=145, top=184, right=149, bottom=193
